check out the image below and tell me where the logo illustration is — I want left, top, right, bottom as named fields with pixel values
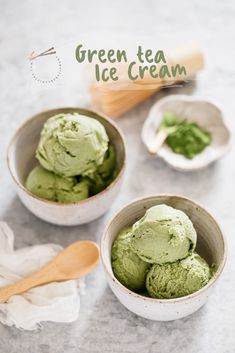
left=29, top=47, right=62, bottom=84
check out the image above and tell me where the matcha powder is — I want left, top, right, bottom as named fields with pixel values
left=160, top=112, right=212, bottom=159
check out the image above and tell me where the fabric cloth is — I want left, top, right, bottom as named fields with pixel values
left=0, top=222, right=81, bottom=330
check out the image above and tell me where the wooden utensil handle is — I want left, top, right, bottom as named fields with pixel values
left=0, top=264, right=56, bottom=303
left=148, top=130, right=167, bottom=155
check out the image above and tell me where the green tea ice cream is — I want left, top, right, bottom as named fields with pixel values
left=26, top=165, right=89, bottom=203
left=87, top=144, right=117, bottom=195
left=36, top=113, right=109, bottom=177
left=25, top=112, right=117, bottom=203
left=131, top=204, right=196, bottom=264
left=146, top=253, right=211, bottom=299
left=112, top=227, right=150, bottom=291
left=111, top=204, right=211, bottom=299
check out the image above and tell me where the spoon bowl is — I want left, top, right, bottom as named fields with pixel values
left=52, top=240, right=100, bottom=280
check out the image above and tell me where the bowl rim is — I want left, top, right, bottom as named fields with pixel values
left=101, top=194, right=227, bottom=304
left=7, top=107, right=126, bottom=207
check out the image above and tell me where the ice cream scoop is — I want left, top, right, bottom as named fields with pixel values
left=130, top=204, right=196, bottom=264
left=26, top=165, right=89, bottom=203
left=146, top=253, right=211, bottom=299
left=111, top=227, right=150, bottom=291
left=36, top=113, right=109, bottom=177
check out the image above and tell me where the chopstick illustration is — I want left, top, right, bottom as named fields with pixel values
left=29, top=47, right=56, bottom=60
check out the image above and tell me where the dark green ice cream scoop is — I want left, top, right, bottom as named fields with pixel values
left=146, top=252, right=211, bottom=299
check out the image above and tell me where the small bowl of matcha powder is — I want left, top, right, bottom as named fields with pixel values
left=142, top=95, right=231, bottom=171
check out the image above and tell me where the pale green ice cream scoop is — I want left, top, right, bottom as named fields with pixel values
left=146, top=252, right=211, bottom=299
left=130, top=204, right=196, bottom=264
left=111, top=227, right=150, bottom=291
left=36, top=113, right=109, bottom=177
left=25, top=165, right=89, bottom=203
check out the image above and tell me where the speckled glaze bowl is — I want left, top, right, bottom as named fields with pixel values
left=7, top=108, right=126, bottom=226
left=142, top=95, right=231, bottom=171
left=101, top=195, right=227, bottom=321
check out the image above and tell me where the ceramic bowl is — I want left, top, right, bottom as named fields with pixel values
left=142, top=95, right=231, bottom=171
left=7, top=108, right=126, bottom=226
left=101, top=195, right=227, bottom=321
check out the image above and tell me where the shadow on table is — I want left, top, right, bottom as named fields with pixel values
left=128, top=141, right=220, bottom=205
left=1, top=195, right=107, bottom=249
left=75, top=285, right=208, bottom=353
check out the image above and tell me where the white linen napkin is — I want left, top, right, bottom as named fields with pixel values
left=0, top=222, right=81, bottom=330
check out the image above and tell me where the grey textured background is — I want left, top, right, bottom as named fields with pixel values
left=0, top=0, right=235, bottom=352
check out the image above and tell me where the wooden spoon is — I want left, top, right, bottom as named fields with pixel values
left=0, top=240, right=100, bottom=303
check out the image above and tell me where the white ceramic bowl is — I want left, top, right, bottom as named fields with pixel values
left=142, top=95, right=231, bottom=171
left=101, top=195, right=227, bottom=321
left=7, top=108, right=126, bottom=226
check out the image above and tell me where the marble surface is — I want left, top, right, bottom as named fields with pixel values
left=1, top=0, right=235, bottom=352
